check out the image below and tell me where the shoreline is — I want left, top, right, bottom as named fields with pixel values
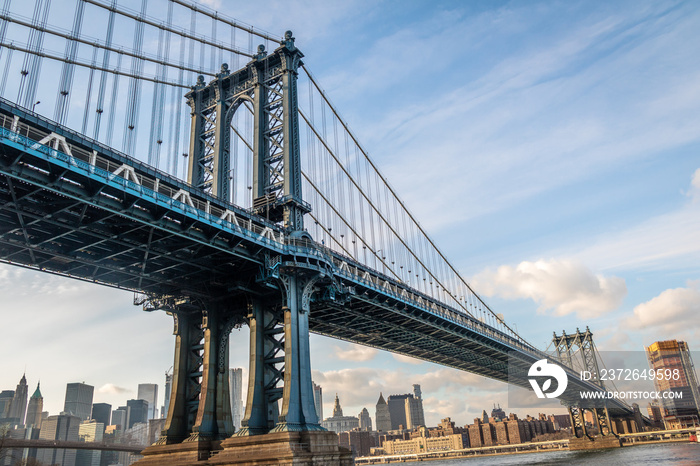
left=355, top=438, right=698, bottom=464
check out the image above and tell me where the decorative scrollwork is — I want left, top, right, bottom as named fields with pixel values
left=301, top=276, right=320, bottom=313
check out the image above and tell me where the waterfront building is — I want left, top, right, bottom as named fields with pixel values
left=375, top=393, right=392, bottom=432
left=25, top=383, right=43, bottom=428
left=313, top=381, right=323, bottom=422
left=229, top=368, right=244, bottom=429
left=494, top=421, right=509, bottom=445
left=549, top=414, right=571, bottom=430
left=382, top=429, right=469, bottom=455
left=645, top=340, right=700, bottom=428
left=91, top=403, right=111, bottom=428
left=7, top=374, right=28, bottom=426
left=358, top=407, right=372, bottom=431
left=126, top=399, right=149, bottom=428
left=338, top=430, right=377, bottom=457
left=321, top=394, right=360, bottom=433
left=64, top=382, right=94, bottom=421
left=36, top=413, right=81, bottom=466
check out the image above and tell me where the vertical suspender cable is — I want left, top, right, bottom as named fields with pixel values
left=105, top=52, right=122, bottom=146
left=54, top=0, right=84, bottom=124
left=93, top=0, right=116, bottom=140
left=122, top=0, right=148, bottom=156
left=0, top=47, right=13, bottom=98
left=81, top=46, right=98, bottom=134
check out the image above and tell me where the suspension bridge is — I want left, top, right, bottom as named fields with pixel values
left=0, top=0, right=642, bottom=463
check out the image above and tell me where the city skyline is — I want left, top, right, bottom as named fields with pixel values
left=1, top=0, right=699, bottom=429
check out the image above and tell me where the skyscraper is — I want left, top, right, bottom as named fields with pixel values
left=7, top=374, right=28, bottom=426
left=0, top=390, right=14, bottom=420
left=137, top=383, right=159, bottom=420
left=405, top=385, right=425, bottom=429
left=646, top=340, right=700, bottom=428
left=126, top=399, right=149, bottom=428
left=375, top=393, right=392, bottom=432
left=358, top=407, right=372, bottom=431
left=25, top=382, right=44, bottom=428
left=387, top=394, right=412, bottom=430
left=91, top=403, right=112, bottom=428
left=313, top=382, right=323, bottom=422
left=36, top=413, right=81, bottom=466
left=229, top=368, right=244, bottom=429
left=64, top=383, right=94, bottom=421
left=112, top=407, right=129, bottom=431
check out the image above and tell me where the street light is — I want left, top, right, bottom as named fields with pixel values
left=32, top=101, right=40, bottom=112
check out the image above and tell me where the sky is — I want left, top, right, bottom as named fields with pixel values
left=1, top=0, right=700, bottom=429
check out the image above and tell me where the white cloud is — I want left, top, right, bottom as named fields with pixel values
left=471, top=259, right=627, bottom=318
left=97, top=384, right=132, bottom=395
left=332, top=344, right=378, bottom=362
left=392, top=354, right=424, bottom=365
left=626, top=282, right=700, bottom=336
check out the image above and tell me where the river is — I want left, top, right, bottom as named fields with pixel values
left=390, top=443, right=700, bottom=465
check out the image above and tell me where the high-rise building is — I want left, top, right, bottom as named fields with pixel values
left=36, top=413, right=81, bottom=466
left=313, top=382, right=323, bottom=422
left=76, top=419, right=104, bottom=466
left=646, top=340, right=700, bottom=428
left=91, top=403, right=111, bottom=428
left=358, top=407, right=372, bottom=431
left=137, top=383, right=159, bottom=420
left=162, top=372, right=172, bottom=418
left=375, top=393, right=392, bottom=432
left=112, top=407, right=129, bottom=431
left=405, top=385, right=425, bottom=429
left=126, top=399, right=149, bottom=428
left=7, top=374, right=28, bottom=426
left=229, top=368, right=244, bottom=429
left=25, top=383, right=43, bottom=428
left=64, top=383, right=94, bottom=421
left=0, top=390, right=14, bottom=420
left=387, top=394, right=412, bottom=430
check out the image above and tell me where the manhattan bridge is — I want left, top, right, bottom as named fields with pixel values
left=0, top=0, right=643, bottom=463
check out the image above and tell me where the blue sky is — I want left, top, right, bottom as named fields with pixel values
left=1, top=0, right=699, bottom=428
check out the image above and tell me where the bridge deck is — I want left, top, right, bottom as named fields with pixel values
left=0, top=98, right=633, bottom=416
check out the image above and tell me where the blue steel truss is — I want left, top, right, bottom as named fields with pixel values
left=0, top=98, right=635, bottom=418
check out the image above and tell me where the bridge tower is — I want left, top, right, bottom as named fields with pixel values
left=139, top=33, right=350, bottom=465
left=554, top=328, right=622, bottom=451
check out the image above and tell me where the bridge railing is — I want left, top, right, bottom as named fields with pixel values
left=284, top=236, right=547, bottom=358
left=0, top=106, right=288, bottom=249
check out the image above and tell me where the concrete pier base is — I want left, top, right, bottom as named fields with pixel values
left=569, top=436, right=621, bottom=451
left=136, top=439, right=220, bottom=465
left=134, top=431, right=352, bottom=465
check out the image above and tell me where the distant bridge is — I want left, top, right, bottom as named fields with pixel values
left=1, top=438, right=145, bottom=453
